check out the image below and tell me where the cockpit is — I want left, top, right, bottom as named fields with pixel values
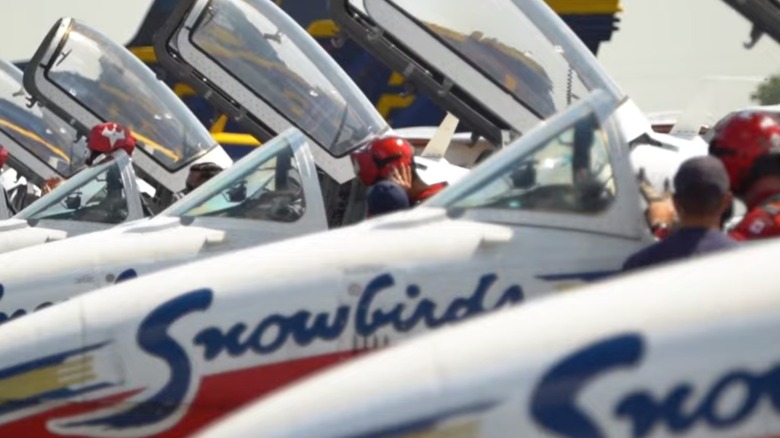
left=427, top=89, right=640, bottom=241
left=14, top=152, right=137, bottom=225
left=163, top=129, right=310, bottom=224
left=441, top=113, right=615, bottom=214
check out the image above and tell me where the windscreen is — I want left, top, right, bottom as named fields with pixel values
left=429, top=91, right=619, bottom=216
left=164, top=128, right=306, bottom=222
left=386, top=0, right=603, bottom=122
left=15, top=157, right=129, bottom=224
left=190, top=0, right=387, bottom=157
left=442, top=115, right=615, bottom=214
left=0, top=63, right=85, bottom=177
left=45, top=21, right=216, bottom=170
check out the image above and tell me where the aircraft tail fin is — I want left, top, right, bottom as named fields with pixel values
left=421, top=112, right=459, bottom=159
left=668, top=88, right=714, bottom=140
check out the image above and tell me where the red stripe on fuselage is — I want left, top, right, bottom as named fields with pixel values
left=167, top=351, right=355, bottom=437
left=0, top=351, right=360, bottom=437
left=0, top=390, right=141, bottom=437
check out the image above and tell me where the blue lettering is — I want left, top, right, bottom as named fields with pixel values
left=115, top=268, right=138, bottom=283
left=530, top=334, right=644, bottom=438
left=194, top=323, right=251, bottom=360
left=355, top=274, right=403, bottom=336
left=532, top=333, right=780, bottom=437
left=495, top=285, right=524, bottom=307
left=63, top=289, right=213, bottom=431
left=194, top=307, right=351, bottom=360
left=35, top=302, right=54, bottom=311
left=616, top=386, right=698, bottom=436
left=196, top=273, right=523, bottom=362
left=617, top=369, right=779, bottom=437
left=287, top=309, right=351, bottom=345
left=0, top=284, right=54, bottom=324
left=251, top=315, right=289, bottom=353
left=356, top=274, right=523, bottom=337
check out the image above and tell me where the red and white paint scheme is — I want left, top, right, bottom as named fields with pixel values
left=0, top=0, right=743, bottom=435
left=0, top=86, right=647, bottom=437
left=199, top=236, right=777, bottom=438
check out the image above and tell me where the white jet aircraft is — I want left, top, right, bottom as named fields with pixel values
left=0, top=18, right=233, bottom=254
left=0, top=0, right=720, bottom=433
left=196, top=238, right=772, bottom=438
left=0, top=0, right=469, bottom=320
left=0, top=2, right=762, bottom=436
left=0, top=86, right=653, bottom=436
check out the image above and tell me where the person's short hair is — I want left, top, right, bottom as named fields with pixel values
left=673, top=156, right=730, bottom=215
left=190, top=162, right=223, bottom=180
left=366, top=180, right=410, bottom=217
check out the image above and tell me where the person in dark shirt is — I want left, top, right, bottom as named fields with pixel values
left=366, top=179, right=411, bottom=217
left=623, top=156, right=739, bottom=272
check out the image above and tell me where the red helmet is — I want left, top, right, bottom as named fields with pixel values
left=87, top=122, right=136, bottom=157
left=709, top=111, right=780, bottom=193
left=350, top=136, right=414, bottom=185
left=0, top=145, right=7, bottom=168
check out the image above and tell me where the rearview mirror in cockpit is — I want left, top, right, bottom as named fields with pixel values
left=63, top=193, right=82, bottom=210
left=226, top=182, right=248, bottom=203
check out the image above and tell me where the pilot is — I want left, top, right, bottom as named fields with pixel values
left=184, top=162, right=224, bottom=195
left=85, top=121, right=136, bottom=166
left=708, top=111, right=780, bottom=240
left=44, top=121, right=137, bottom=194
left=82, top=122, right=136, bottom=223
left=168, top=162, right=224, bottom=203
left=351, top=136, right=447, bottom=217
left=42, top=177, right=63, bottom=195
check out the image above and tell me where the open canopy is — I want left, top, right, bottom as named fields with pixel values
left=332, top=0, right=624, bottom=144
left=0, top=61, right=85, bottom=180
left=25, top=18, right=223, bottom=192
left=154, top=0, right=390, bottom=182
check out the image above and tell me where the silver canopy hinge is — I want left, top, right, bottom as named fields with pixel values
left=437, top=77, right=454, bottom=97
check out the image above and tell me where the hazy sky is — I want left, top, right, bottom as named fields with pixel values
left=1, top=0, right=779, bottom=123
left=0, top=0, right=152, bottom=61
left=599, top=0, right=780, bottom=121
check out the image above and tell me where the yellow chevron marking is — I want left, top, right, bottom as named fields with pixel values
left=0, top=356, right=96, bottom=402
left=405, top=421, right=479, bottom=437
